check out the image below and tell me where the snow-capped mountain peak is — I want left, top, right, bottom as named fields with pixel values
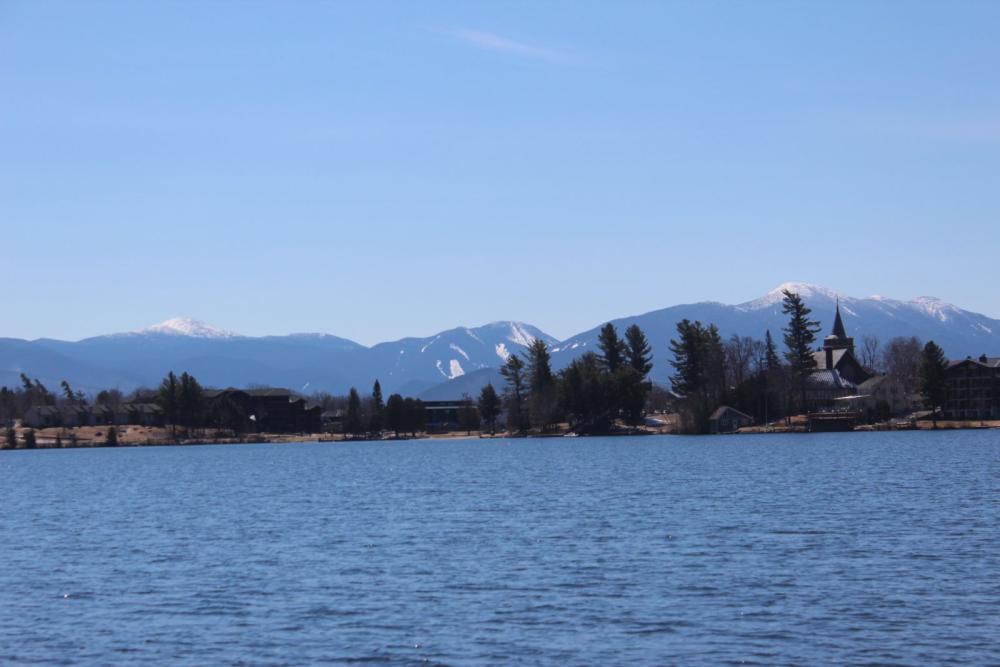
left=738, top=282, right=844, bottom=311
left=133, top=317, right=238, bottom=338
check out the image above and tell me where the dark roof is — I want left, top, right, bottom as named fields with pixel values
left=813, top=348, right=849, bottom=370
left=831, top=300, right=847, bottom=338
left=948, top=356, right=1000, bottom=369
left=710, top=405, right=753, bottom=421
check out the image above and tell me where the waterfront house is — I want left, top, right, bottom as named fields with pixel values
left=709, top=406, right=753, bottom=433
left=23, top=405, right=61, bottom=428
left=203, top=388, right=322, bottom=433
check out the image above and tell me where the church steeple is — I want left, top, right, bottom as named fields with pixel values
left=832, top=298, right=848, bottom=339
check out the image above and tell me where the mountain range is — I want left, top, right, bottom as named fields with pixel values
left=2, top=284, right=997, bottom=399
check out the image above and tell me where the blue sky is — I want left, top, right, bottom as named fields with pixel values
left=2, top=1, right=998, bottom=343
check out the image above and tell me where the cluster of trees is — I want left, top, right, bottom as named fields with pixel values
left=339, top=380, right=430, bottom=439
left=487, top=323, right=655, bottom=435
left=666, top=289, right=957, bottom=432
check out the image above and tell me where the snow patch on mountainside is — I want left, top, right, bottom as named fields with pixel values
left=449, top=359, right=465, bottom=378
left=132, top=317, right=238, bottom=338
left=495, top=343, right=511, bottom=361
left=506, top=323, right=536, bottom=347
left=910, top=297, right=958, bottom=322
left=449, top=343, right=470, bottom=360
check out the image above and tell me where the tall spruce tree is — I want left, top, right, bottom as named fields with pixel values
left=178, top=372, right=204, bottom=435
left=369, top=379, right=385, bottom=435
left=781, top=290, right=821, bottom=412
left=158, top=371, right=180, bottom=436
left=500, top=354, right=529, bottom=434
left=559, top=352, right=615, bottom=434
left=477, top=383, right=501, bottom=436
left=385, top=393, right=405, bottom=437
left=622, top=324, right=654, bottom=425
left=919, top=341, right=949, bottom=426
left=597, top=323, right=626, bottom=373
left=525, top=339, right=558, bottom=431
left=344, top=387, right=364, bottom=439
left=669, top=319, right=726, bottom=433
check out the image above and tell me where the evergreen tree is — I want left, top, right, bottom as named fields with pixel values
left=344, top=387, right=364, bottom=438
left=105, top=426, right=118, bottom=447
left=369, top=379, right=385, bottom=435
left=157, top=371, right=180, bottom=436
left=559, top=352, right=615, bottom=434
left=764, top=330, right=781, bottom=371
left=624, top=324, right=653, bottom=376
left=178, top=372, right=204, bottom=435
left=4, top=427, right=16, bottom=450
left=477, top=384, right=501, bottom=436
left=669, top=319, right=727, bottom=433
left=525, top=339, right=558, bottom=431
left=22, top=428, right=36, bottom=449
left=597, top=323, right=626, bottom=373
left=402, top=398, right=426, bottom=437
left=781, top=290, right=821, bottom=412
left=60, top=380, right=75, bottom=402
left=621, top=324, right=654, bottom=426
left=919, top=340, right=949, bottom=427
left=500, top=354, right=529, bottom=434
left=385, top=393, right=405, bottom=437
left=458, top=394, right=480, bottom=434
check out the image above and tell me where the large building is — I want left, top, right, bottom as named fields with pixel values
left=805, top=302, right=872, bottom=410
left=203, top=388, right=322, bottom=433
left=942, top=355, right=1000, bottom=420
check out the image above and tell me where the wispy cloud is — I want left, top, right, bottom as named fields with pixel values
left=445, top=27, right=569, bottom=63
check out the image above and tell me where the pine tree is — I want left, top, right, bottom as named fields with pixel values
left=369, top=379, right=385, bottom=435
left=621, top=324, right=654, bottom=426
left=558, top=352, right=615, bottom=434
left=23, top=428, right=36, bottom=449
left=624, top=324, right=653, bottom=377
left=919, top=340, right=949, bottom=427
left=106, top=426, right=119, bottom=447
left=402, top=398, right=425, bottom=437
left=669, top=319, right=727, bottom=433
left=344, top=387, right=364, bottom=439
left=458, top=394, right=480, bottom=434
left=597, top=323, right=626, bottom=373
left=178, top=372, right=204, bottom=435
left=781, top=290, right=821, bottom=412
left=525, top=339, right=558, bottom=431
left=764, top=330, right=781, bottom=371
left=477, top=384, right=501, bottom=436
left=158, top=371, right=180, bottom=436
left=385, top=393, right=405, bottom=437
left=500, top=354, right=529, bottom=434
left=4, top=427, right=16, bottom=450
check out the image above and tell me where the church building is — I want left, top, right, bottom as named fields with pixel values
left=805, top=302, right=872, bottom=410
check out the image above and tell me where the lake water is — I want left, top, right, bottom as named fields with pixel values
left=1, top=431, right=998, bottom=665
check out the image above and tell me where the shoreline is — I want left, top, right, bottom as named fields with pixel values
left=2, top=419, right=998, bottom=451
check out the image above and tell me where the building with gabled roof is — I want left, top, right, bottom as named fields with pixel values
left=943, top=354, right=1000, bottom=420
left=805, top=301, right=872, bottom=410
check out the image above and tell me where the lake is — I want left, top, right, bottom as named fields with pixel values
left=1, top=431, right=998, bottom=665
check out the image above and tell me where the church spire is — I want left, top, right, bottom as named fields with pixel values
left=832, top=298, right=847, bottom=338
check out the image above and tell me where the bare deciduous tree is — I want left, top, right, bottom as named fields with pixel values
left=861, top=334, right=881, bottom=373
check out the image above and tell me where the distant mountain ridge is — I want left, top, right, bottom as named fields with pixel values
left=2, top=285, right=997, bottom=397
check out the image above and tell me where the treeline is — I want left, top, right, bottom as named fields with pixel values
left=486, top=323, right=655, bottom=435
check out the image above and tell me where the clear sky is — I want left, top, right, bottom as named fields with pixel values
left=2, top=1, right=998, bottom=343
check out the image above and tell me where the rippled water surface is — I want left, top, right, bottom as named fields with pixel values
left=1, top=431, right=998, bottom=665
